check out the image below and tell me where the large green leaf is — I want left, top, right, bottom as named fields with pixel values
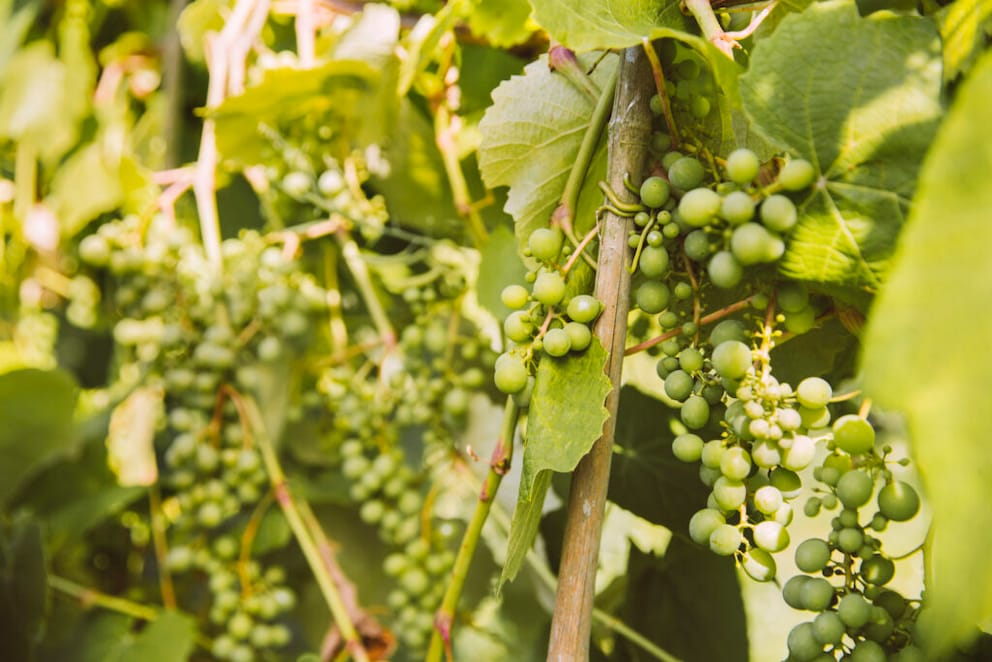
left=937, top=0, right=992, bottom=83
left=498, top=469, right=553, bottom=591
left=0, top=369, right=79, bottom=507
left=615, top=540, right=747, bottom=662
left=0, top=519, right=47, bottom=662
left=528, top=0, right=688, bottom=51
left=106, top=611, right=196, bottom=662
left=478, top=52, right=617, bottom=250
left=739, top=0, right=942, bottom=289
left=861, top=50, right=992, bottom=656
left=465, top=0, right=535, bottom=48
left=607, top=386, right=707, bottom=532
left=476, top=222, right=529, bottom=320
left=520, top=339, right=611, bottom=501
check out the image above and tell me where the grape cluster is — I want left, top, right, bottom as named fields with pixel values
left=494, top=226, right=603, bottom=396
left=652, top=40, right=716, bottom=123
left=79, top=216, right=331, bottom=660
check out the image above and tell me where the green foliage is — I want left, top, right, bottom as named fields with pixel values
left=937, top=0, right=992, bottom=82
left=862, top=49, right=992, bottom=656
left=0, top=519, right=47, bottom=662
left=740, top=0, right=942, bottom=289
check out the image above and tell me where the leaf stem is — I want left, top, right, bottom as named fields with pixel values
left=48, top=574, right=160, bottom=622
left=335, top=228, right=396, bottom=352
left=235, top=392, right=371, bottom=662
left=427, top=397, right=520, bottom=661
left=641, top=38, right=680, bottom=149
left=547, top=46, right=654, bottom=662
left=147, top=485, right=176, bottom=608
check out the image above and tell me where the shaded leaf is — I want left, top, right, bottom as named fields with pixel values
left=861, top=50, right=992, bottom=656
left=608, top=386, right=708, bottom=532
left=739, top=0, right=942, bottom=289
left=769, top=317, right=857, bottom=386
left=0, top=369, right=79, bottom=506
left=0, top=519, right=47, bottom=662
left=520, top=339, right=611, bottom=500
left=615, top=540, right=747, bottom=662
left=936, top=0, right=992, bottom=83
left=465, top=0, right=536, bottom=48
left=105, top=611, right=197, bottom=662
left=476, top=222, right=529, bottom=320
left=498, top=469, right=552, bottom=591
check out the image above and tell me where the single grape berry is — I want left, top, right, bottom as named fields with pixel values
left=532, top=271, right=566, bottom=306
left=800, top=577, right=836, bottom=612
left=672, top=433, right=704, bottom=463
left=664, top=370, right=694, bottom=402
left=640, top=176, right=671, bottom=208
left=876, top=481, right=920, bottom=521
left=795, top=538, right=832, bottom=573
left=501, top=284, right=530, bottom=310
left=786, top=622, right=823, bottom=661
left=860, top=554, right=895, bottom=586
left=542, top=328, right=572, bottom=357
left=681, top=395, right=710, bottom=429
left=760, top=194, right=798, bottom=233
left=741, top=548, right=777, bottom=582
left=753, top=520, right=790, bottom=552
left=832, top=415, right=875, bottom=454
left=812, top=611, right=845, bottom=646
left=836, top=469, right=874, bottom=508
left=563, top=322, right=592, bottom=352
left=707, top=251, right=743, bottom=288
left=638, top=246, right=670, bottom=277
left=567, top=294, right=602, bottom=324
left=689, top=508, right=725, bottom=545
left=667, top=157, right=705, bottom=190
left=636, top=281, right=671, bottom=314
left=678, top=188, right=721, bottom=227
left=709, top=524, right=742, bottom=556
left=719, top=446, right=752, bottom=481
left=724, top=148, right=760, bottom=184
left=779, top=158, right=816, bottom=191
left=503, top=311, right=533, bottom=343
left=720, top=191, right=756, bottom=225
left=528, top=227, right=564, bottom=262
left=796, top=377, right=832, bottom=409
left=683, top=229, right=711, bottom=262
left=776, top=281, right=809, bottom=313
left=494, top=354, right=528, bottom=394
left=711, top=340, right=752, bottom=380
left=731, top=223, right=779, bottom=265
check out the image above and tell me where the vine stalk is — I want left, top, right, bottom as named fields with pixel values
left=547, top=46, right=654, bottom=661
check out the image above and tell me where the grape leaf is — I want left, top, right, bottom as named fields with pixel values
left=739, top=0, right=942, bottom=289
left=607, top=386, right=708, bottom=532
left=498, top=469, right=553, bottom=591
left=0, top=369, right=79, bottom=507
left=464, top=0, right=535, bottom=48
left=478, top=52, right=617, bottom=253
left=768, top=317, right=857, bottom=386
left=103, top=611, right=197, bottom=662
left=861, top=50, right=992, bottom=656
left=614, top=540, right=747, bottom=662
left=936, top=0, right=992, bottom=83
left=0, top=519, right=47, bottom=662
left=520, top=339, right=611, bottom=501
left=476, top=222, right=529, bottom=320
left=331, top=3, right=400, bottom=67
left=528, top=0, right=688, bottom=51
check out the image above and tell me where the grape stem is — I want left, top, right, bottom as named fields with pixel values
left=234, top=392, right=372, bottom=662
left=624, top=295, right=757, bottom=355
left=562, top=222, right=602, bottom=276
left=335, top=228, right=397, bottom=354
left=426, top=397, right=520, bottom=662
left=148, top=485, right=177, bottom=609
left=547, top=46, right=653, bottom=662
left=641, top=38, right=680, bottom=149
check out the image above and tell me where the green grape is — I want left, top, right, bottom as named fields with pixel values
left=638, top=246, right=670, bottom=278
left=672, top=433, right=704, bottom=463
left=812, top=611, right=845, bottom=646
left=282, top=171, right=312, bottom=197
left=501, top=284, right=530, bottom=310
left=837, top=527, right=865, bottom=553
left=646, top=229, right=665, bottom=247
left=800, top=405, right=831, bottom=430
left=652, top=131, right=672, bottom=152
left=751, top=439, right=782, bottom=468
left=890, top=646, right=926, bottom=662
left=770, top=467, right=802, bottom=499
left=678, top=188, right=721, bottom=227
left=753, top=520, right=790, bottom=552
left=689, top=508, right=725, bottom=545
left=777, top=281, right=809, bottom=312
left=786, top=622, right=823, bottom=662
left=690, top=95, right=711, bottom=118
left=677, top=57, right=701, bottom=79
left=850, top=639, right=886, bottom=662
left=567, top=295, right=602, bottom=324
left=800, top=577, right=836, bottom=612
left=359, top=499, right=385, bottom=524
left=563, top=322, right=592, bottom=352
left=543, top=328, right=572, bottom=357
left=664, top=369, right=694, bottom=401
left=784, top=305, right=816, bottom=334
left=674, top=282, right=693, bottom=300
left=712, top=476, right=747, bottom=510
left=837, top=592, right=873, bottom=628
left=710, top=319, right=747, bottom=346
left=532, top=271, right=566, bottom=306
left=730, top=223, right=778, bottom=265
left=528, top=227, right=564, bottom=262
left=640, top=176, right=671, bottom=208
left=680, top=395, right=710, bottom=429
left=724, top=148, right=760, bottom=184
left=719, top=446, right=751, bottom=480
left=662, top=150, right=684, bottom=169
left=754, top=485, right=784, bottom=514
left=701, top=439, right=725, bottom=469
left=680, top=230, right=709, bottom=263
left=783, top=575, right=811, bottom=609
left=741, top=548, right=777, bottom=582
left=707, top=251, right=743, bottom=288
left=760, top=194, right=798, bottom=232
left=678, top=347, right=704, bottom=373
left=779, top=159, right=816, bottom=191
left=636, top=281, right=671, bottom=314
left=796, top=377, right=832, bottom=409
left=863, top=607, right=895, bottom=642
left=711, top=340, right=752, bottom=380
left=649, top=95, right=664, bottom=115
left=503, top=311, right=533, bottom=343
left=836, top=469, right=874, bottom=508
left=667, top=157, right=705, bottom=190
left=400, top=567, right=430, bottom=594
left=877, top=481, right=920, bottom=521
left=720, top=191, right=756, bottom=225
left=708, top=523, right=742, bottom=556
left=795, top=538, right=832, bottom=573
left=443, top=388, right=469, bottom=416
left=494, top=353, right=528, bottom=394
left=832, top=415, right=875, bottom=454
left=874, top=589, right=907, bottom=620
